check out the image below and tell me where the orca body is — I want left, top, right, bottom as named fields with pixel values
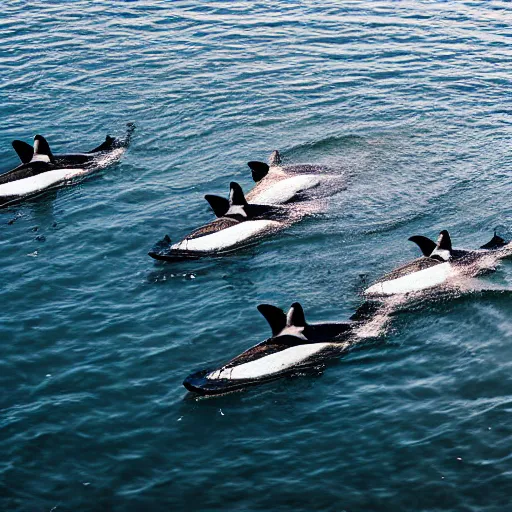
left=183, top=302, right=364, bottom=395
left=149, top=182, right=293, bottom=261
left=0, top=123, right=134, bottom=208
left=365, top=230, right=511, bottom=297
left=245, top=150, right=332, bottom=205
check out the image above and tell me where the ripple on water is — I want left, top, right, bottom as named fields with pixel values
left=1, top=1, right=512, bottom=511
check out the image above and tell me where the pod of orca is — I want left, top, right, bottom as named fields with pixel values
left=2, top=129, right=510, bottom=396
left=148, top=150, right=337, bottom=261
left=185, top=228, right=511, bottom=396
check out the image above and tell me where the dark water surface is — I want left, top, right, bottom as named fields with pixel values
left=1, top=1, right=511, bottom=511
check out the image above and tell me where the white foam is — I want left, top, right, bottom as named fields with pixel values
left=92, top=148, right=124, bottom=170
left=354, top=295, right=409, bottom=339
left=0, top=168, right=88, bottom=198
left=207, top=342, right=333, bottom=380
left=171, top=219, right=281, bottom=253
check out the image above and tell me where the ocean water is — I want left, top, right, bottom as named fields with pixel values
left=1, top=1, right=511, bottom=510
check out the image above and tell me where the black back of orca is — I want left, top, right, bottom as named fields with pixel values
left=52, top=154, right=95, bottom=167
left=49, top=135, right=119, bottom=167
left=480, top=233, right=507, bottom=250
left=9, top=134, right=120, bottom=171
left=409, top=229, right=507, bottom=262
left=0, top=161, right=52, bottom=186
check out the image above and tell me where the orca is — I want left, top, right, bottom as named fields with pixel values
left=245, top=149, right=334, bottom=205
left=0, top=123, right=134, bottom=208
left=364, top=229, right=512, bottom=297
left=183, top=302, right=369, bottom=395
left=149, top=182, right=293, bottom=261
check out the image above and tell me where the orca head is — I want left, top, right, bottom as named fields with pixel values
left=12, top=140, right=34, bottom=164
left=32, top=135, right=55, bottom=164
left=247, top=161, right=270, bottom=182
left=258, top=302, right=308, bottom=341
left=269, top=149, right=281, bottom=167
left=430, top=230, right=452, bottom=261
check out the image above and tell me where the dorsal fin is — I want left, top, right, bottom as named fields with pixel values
left=257, top=304, right=287, bottom=336
left=430, top=230, right=452, bottom=261
left=90, top=135, right=116, bottom=153
left=205, top=182, right=249, bottom=221
left=408, top=235, right=437, bottom=257
left=206, top=182, right=277, bottom=221
left=229, top=182, right=248, bottom=206
left=480, top=230, right=507, bottom=250
left=33, top=135, right=54, bottom=163
left=437, top=230, right=452, bottom=251
left=204, top=194, right=230, bottom=218
left=12, top=140, right=34, bottom=164
left=247, top=161, right=269, bottom=182
left=286, top=302, right=306, bottom=328
left=269, top=149, right=281, bottom=166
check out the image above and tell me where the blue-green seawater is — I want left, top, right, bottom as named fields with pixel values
left=1, top=1, right=512, bottom=510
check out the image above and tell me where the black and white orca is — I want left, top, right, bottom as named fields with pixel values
left=0, top=123, right=134, bottom=207
left=149, top=182, right=293, bottom=261
left=246, top=150, right=333, bottom=205
left=364, top=229, right=511, bottom=297
left=183, top=302, right=369, bottom=395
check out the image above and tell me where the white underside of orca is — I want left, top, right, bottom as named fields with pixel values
left=31, top=154, right=51, bottom=163
left=0, top=167, right=87, bottom=198
left=171, top=219, right=282, bottom=253
left=365, top=262, right=454, bottom=297
left=252, top=174, right=322, bottom=205
left=207, top=342, right=333, bottom=381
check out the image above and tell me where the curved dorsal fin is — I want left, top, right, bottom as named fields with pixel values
left=247, top=161, right=269, bottom=182
left=286, top=302, right=306, bottom=328
left=430, top=230, right=452, bottom=261
left=204, top=181, right=260, bottom=222
left=204, top=194, right=230, bottom=218
left=229, top=182, right=248, bottom=206
left=408, top=235, right=437, bottom=257
left=90, top=135, right=116, bottom=153
left=257, top=304, right=287, bottom=336
left=480, top=230, right=507, bottom=250
left=437, top=230, right=452, bottom=251
left=12, top=140, right=34, bottom=164
left=206, top=182, right=276, bottom=221
left=33, top=135, right=54, bottom=163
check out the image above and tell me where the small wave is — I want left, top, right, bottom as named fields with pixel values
left=287, top=134, right=368, bottom=157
